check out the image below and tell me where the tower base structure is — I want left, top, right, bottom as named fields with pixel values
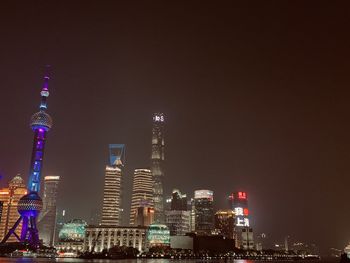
left=1, top=192, right=43, bottom=248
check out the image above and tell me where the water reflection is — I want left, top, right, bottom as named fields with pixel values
left=0, top=259, right=334, bottom=263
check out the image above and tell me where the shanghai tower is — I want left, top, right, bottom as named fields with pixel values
left=151, top=113, right=165, bottom=223
left=1, top=69, right=53, bottom=247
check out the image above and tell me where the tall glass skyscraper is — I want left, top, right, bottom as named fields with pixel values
left=101, top=145, right=125, bottom=226
left=38, top=175, right=60, bottom=246
left=194, top=190, right=214, bottom=235
left=129, top=169, right=154, bottom=225
left=151, top=113, right=165, bottom=223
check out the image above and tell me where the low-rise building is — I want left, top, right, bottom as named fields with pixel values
left=56, top=219, right=87, bottom=255
left=147, top=223, right=170, bottom=248
left=84, top=225, right=147, bottom=252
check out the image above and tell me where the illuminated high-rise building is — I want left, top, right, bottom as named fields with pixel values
left=2, top=69, right=53, bottom=247
left=0, top=175, right=27, bottom=242
left=169, top=189, right=188, bottom=211
left=165, top=210, right=190, bottom=236
left=165, top=189, right=190, bottom=236
left=101, top=166, right=122, bottom=226
left=194, top=190, right=214, bottom=235
left=190, top=198, right=196, bottom=231
left=129, top=169, right=153, bottom=225
left=151, top=113, right=165, bottom=223
left=38, top=175, right=60, bottom=246
left=101, top=144, right=125, bottom=226
left=214, top=210, right=235, bottom=239
left=228, top=191, right=249, bottom=228
left=228, top=191, right=253, bottom=249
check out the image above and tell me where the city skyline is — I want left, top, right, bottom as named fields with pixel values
left=0, top=1, right=349, bottom=254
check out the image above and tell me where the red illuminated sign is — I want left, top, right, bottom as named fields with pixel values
left=238, top=191, right=247, bottom=199
left=244, top=208, right=249, bottom=216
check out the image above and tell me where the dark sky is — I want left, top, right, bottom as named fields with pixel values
left=0, top=1, right=349, bottom=253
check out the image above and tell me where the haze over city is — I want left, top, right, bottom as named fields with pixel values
left=0, top=1, right=349, bottom=254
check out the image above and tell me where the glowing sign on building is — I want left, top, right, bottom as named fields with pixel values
left=194, top=190, right=213, bottom=200
left=58, top=219, right=87, bottom=242
left=235, top=207, right=244, bottom=216
left=238, top=192, right=247, bottom=199
left=244, top=208, right=249, bottom=216
left=153, top=114, right=164, bottom=122
left=236, top=217, right=250, bottom=227
left=147, top=223, right=170, bottom=247
left=230, top=191, right=250, bottom=228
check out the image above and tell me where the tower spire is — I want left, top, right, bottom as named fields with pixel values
left=40, top=65, right=50, bottom=110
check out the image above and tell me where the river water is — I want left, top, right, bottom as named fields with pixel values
left=0, top=259, right=339, bottom=263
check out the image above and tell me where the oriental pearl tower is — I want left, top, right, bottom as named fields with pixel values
left=1, top=69, right=53, bottom=247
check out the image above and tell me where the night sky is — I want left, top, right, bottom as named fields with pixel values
left=0, top=1, right=349, bottom=253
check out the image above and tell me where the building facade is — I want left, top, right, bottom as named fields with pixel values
left=38, top=175, right=60, bottom=246
left=151, top=113, right=165, bottom=223
left=214, top=209, right=235, bottom=239
left=135, top=206, right=154, bottom=227
left=84, top=225, right=147, bottom=252
left=194, top=190, right=214, bottom=235
left=129, top=169, right=154, bottom=225
left=190, top=198, right=195, bottom=231
left=57, top=219, right=87, bottom=255
left=147, top=223, right=170, bottom=247
left=241, top=227, right=254, bottom=250
left=0, top=175, right=27, bottom=242
left=165, top=210, right=191, bottom=236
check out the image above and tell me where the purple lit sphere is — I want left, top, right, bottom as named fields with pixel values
left=30, top=111, right=53, bottom=130
left=17, top=192, right=43, bottom=217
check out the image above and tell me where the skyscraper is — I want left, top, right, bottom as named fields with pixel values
left=228, top=191, right=253, bottom=249
left=169, top=189, right=188, bottom=211
left=2, top=70, right=53, bottom=246
left=165, top=189, right=190, bottom=235
left=165, top=210, right=191, bottom=236
left=228, top=191, right=250, bottom=228
left=151, top=113, right=165, bottom=223
left=101, top=166, right=122, bottom=226
left=194, top=190, right=214, bottom=235
left=101, top=144, right=125, bottom=226
left=0, top=175, right=27, bottom=242
left=129, top=169, right=153, bottom=225
left=38, top=175, right=60, bottom=246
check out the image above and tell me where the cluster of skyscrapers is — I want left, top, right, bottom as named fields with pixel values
left=0, top=70, right=255, bottom=253
left=96, top=112, right=254, bottom=251
left=100, top=113, right=165, bottom=228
